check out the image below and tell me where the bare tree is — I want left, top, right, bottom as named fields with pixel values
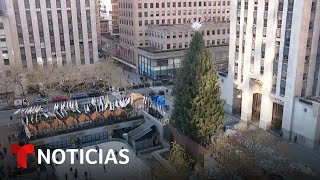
left=209, top=130, right=310, bottom=179
left=10, top=66, right=28, bottom=98
left=91, top=61, right=112, bottom=94
left=55, top=65, right=92, bottom=97
left=0, top=71, right=15, bottom=104
left=26, top=65, right=58, bottom=101
left=91, top=61, right=131, bottom=93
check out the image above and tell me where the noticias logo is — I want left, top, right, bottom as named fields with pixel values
left=11, top=144, right=130, bottom=169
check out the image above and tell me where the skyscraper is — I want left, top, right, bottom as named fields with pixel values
left=0, top=0, right=100, bottom=70
left=227, top=0, right=320, bottom=147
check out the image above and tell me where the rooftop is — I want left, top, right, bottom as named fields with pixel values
left=101, top=33, right=119, bottom=42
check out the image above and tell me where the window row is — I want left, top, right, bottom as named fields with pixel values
left=136, top=16, right=229, bottom=26
left=137, top=8, right=229, bottom=17
left=137, top=1, right=230, bottom=9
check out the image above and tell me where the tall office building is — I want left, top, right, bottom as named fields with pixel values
left=112, top=0, right=230, bottom=78
left=111, top=0, right=119, bottom=35
left=226, top=0, right=320, bottom=148
left=0, top=10, right=15, bottom=75
left=0, top=0, right=100, bottom=70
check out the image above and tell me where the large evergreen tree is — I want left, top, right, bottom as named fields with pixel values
left=172, top=32, right=202, bottom=136
left=172, top=31, right=224, bottom=144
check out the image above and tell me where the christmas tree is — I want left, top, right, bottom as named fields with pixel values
left=172, top=31, right=224, bottom=144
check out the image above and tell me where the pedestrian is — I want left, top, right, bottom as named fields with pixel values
left=103, top=164, right=106, bottom=173
left=76, top=153, right=79, bottom=160
left=69, top=167, right=73, bottom=174
left=0, top=151, right=4, bottom=159
left=7, top=166, right=11, bottom=174
left=85, top=171, right=88, bottom=180
left=74, top=170, right=78, bottom=180
left=10, top=116, right=13, bottom=121
left=115, top=150, right=118, bottom=157
left=65, top=173, right=68, bottom=180
left=3, top=147, right=7, bottom=156
left=37, top=166, right=41, bottom=177
left=7, top=136, right=11, bottom=143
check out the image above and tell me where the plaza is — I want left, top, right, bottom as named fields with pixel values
left=54, top=141, right=150, bottom=180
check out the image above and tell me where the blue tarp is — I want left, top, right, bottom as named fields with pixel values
left=151, top=95, right=165, bottom=107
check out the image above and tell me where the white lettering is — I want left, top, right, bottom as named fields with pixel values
left=66, top=149, right=78, bottom=164
left=104, top=149, right=118, bottom=164
left=86, top=149, right=98, bottom=164
left=79, top=149, right=84, bottom=164
left=37, top=149, right=51, bottom=164
left=98, top=149, right=103, bottom=164
left=119, top=149, right=130, bottom=164
left=36, top=148, right=131, bottom=165
left=52, top=149, right=65, bottom=165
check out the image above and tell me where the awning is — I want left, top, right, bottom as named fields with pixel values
left=112, top=56, right=137, bottom=69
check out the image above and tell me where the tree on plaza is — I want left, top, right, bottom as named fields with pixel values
left=56, top=65, right=92, bottom=97
left=26, top=65, right=58, bottom=101
left=172, top=32, right=201, bottom=136
left=209, top=130, right=312, bottom=179
left=92, top=61, right=131, bottom=93
left=0, top=70, right=15, bottom=104
left=152, top=142, right=192, bottom=179
left=11, top=66, right=28, bottom=98
left=190, top=43, right=224, bottom=145
left=172, top=31, right=224, bottom=144
left=92, top=61, right=113, bottom=94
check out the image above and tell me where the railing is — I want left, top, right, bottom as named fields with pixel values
left=30, top=115, right=144, bottom=140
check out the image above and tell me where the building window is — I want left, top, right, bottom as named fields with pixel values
left=0, top=35, right=5, bottom=42
left=0, top=22, right=3, bottom=29
left=2, top=47, right=8, bottom=54
left=85, top=0, right=90, bottom=7
left=4, top=59, right=10, bottom=66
